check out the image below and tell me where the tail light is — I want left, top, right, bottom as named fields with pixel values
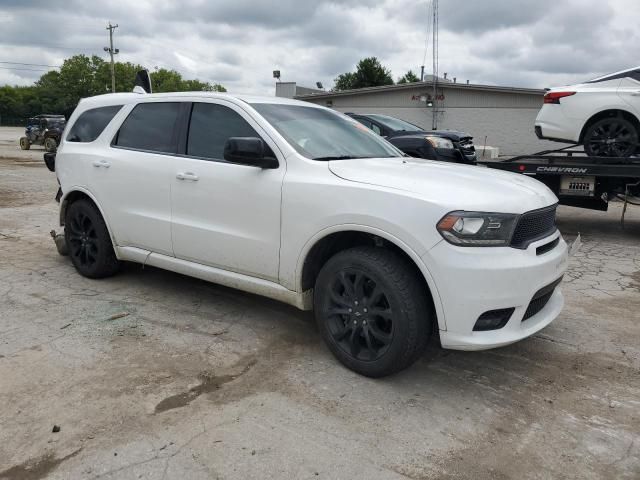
left=543, top=91, right=576, bottom=104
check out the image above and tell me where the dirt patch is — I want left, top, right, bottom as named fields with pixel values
left=0, top=449, right=81, bottom=480
left=154, top=358, right=258, bottom=414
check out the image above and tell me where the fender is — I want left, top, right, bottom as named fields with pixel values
left=58, top=186, right=120, bottom=255
left=294, top=223, right=448, bottom=330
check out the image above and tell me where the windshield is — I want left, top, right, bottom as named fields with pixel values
left=250, top=103, right=403, bottom=160
left=366, top=114, right=423, bottom=132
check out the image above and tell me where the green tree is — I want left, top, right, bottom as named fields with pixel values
left=333, top=57, right=394, bottom=91
left=397, top=70, right=420, bottom=84
left=0, top=54, right=228, bottom=125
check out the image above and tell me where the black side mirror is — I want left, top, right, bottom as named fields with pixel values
left=223, top=137, right=278, bottom=169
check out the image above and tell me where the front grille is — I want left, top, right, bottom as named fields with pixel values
left=457, top=138, right=476, bottom=155
left=522, top=276, right=563, bottom=321
left=511, top=205, right=557, bottom=248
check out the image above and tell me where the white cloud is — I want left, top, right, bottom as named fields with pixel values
left=0, top=0, right=637, bottom=93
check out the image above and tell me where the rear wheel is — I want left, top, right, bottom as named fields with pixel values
left=44, top=137, right=57, bottom=152
left=19, top=137, right=30, bottom=150
left=583, top=116, right=638, bottom=157
left=314, top=247, right=431, bottom=377
left=65, top=199, right=120, bottom=278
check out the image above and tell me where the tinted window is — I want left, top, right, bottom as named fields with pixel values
left=67, top=106, right=121, bottom=142
left=187, top=103, right=260, bottom=160
left=115, top=102, right=180, bottom=153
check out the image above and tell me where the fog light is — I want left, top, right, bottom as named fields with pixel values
left=473, top=308, right=515, bottom=331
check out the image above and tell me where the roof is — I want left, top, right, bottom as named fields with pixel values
left=78, top=91, right=322, bottom=108
left=294, top=81, right=545, bottom=100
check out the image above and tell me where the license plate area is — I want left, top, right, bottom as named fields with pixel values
left=559, top=175, right=595, bottom=197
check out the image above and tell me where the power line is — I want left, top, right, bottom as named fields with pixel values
left=0, top=66, right=52, bottom=72
left=0, top=61, right=60, bottom=68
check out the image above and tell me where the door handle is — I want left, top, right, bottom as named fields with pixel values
left=630, top=90, right=640, bottom=96
left=176, top=172, right=199, bottom=181
left=92, top=159, right=111, bottom=168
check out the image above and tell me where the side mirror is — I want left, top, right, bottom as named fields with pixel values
left=223, top=137, right=278, bottom=169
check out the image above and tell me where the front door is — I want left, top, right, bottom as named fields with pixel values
left=170, top=101, right=285, bottom=282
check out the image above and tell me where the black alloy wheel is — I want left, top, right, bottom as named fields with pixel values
left=584, top=116, right=638, bottom=157
left=324, top=269, right=394, bottom=361
left=314, top=247, right=431, bottom=377
left=67, top=209, right=99, bottom=269
left=65, top=199, right=120, bottom=278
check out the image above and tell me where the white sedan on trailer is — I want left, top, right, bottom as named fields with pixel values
left=535, top=66, right=640, bottom=157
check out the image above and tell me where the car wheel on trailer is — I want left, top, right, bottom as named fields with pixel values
left=583, top=116, right=639, bottom=157
left=64, top=199, right=120, bottom=279
left=19, top=137, right=30, bottom=150
left=314, top=246, right=432, bottom=377
left=44, top=137, right=57, bottom=153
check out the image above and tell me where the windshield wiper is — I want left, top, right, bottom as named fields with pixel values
left=313, top=155, right=363, bottom=161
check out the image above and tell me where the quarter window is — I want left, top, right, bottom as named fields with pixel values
left=187, top=103, right=260, bottom=160
left=67, top=105, right=122, bottom=143
left=115, top=102, right=181, bottom=153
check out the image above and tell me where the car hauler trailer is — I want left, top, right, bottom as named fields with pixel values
left=479, top=145, right=640, bottom=222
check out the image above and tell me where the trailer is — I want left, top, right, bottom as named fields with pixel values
left=479, top=145, right=640, bottom=222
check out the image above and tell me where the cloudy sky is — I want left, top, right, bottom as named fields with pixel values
left=0, top=0, right=638, bottom=94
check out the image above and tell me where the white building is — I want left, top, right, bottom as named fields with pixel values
left=279, top=80, right=556, bottom=156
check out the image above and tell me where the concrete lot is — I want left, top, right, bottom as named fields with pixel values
left=0, top=126, right=639, bottom=479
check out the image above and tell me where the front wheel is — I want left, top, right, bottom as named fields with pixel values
left=19, top=137, right=30, bottom=150
left=314, top=247, right=432, bottom=377
left=584, top=116, right=638, bottom=157
left=64, top=199, right=120, bottom=278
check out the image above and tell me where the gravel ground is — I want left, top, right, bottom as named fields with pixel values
left=0, top=126, right=639, bottom=479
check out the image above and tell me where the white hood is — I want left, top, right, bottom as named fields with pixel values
left=329, top=157, right=558, bottom=214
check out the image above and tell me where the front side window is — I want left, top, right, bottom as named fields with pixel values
left=251, top=104, right=403, bottom=160
left=67, top=106, right=122, bottom=143
left=187, top=103, right=260, bottom=160
left=114, top=102, right=180, bottom=153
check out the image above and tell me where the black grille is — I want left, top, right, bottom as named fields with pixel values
left=522, top=276, right=563, bottom=321
left=511, top=205, right=557, bottom=248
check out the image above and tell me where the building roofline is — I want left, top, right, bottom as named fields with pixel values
left=294, top=81, right=545, bottom=99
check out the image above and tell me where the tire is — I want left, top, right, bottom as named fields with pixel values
left=583, top=116, right=638, bottom=157
left=19, top=137, right=30, bottom=150
left=64, top=199, right=120, bottom=278
left=44, top=137, right=57, bottom=153
left=314, top=246, right=432, bottom=377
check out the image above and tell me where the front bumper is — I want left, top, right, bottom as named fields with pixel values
left=423, top=231, right=568, bottom=350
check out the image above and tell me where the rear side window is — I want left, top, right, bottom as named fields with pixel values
left=67, top=105, right=122, bottom=142
left=187, top=103, right=260, bottom=160
left=115, top=102, right=181, bottom=153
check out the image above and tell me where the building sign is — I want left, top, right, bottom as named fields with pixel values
left=411, top=93, right=445, bottom=101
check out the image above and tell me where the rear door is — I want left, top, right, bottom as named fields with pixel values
left=89, top=101, right=180, bottom=255
left=170, top=100, right=285, bottom=281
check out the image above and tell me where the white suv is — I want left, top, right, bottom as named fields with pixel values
left=54, top=92, right=568, bottom=377
left=536, top=66, right=640, bottom=157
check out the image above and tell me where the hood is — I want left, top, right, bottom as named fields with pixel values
left=328, top=157, right=558, bottom=214
left=389, top=130, right=471, bottom=142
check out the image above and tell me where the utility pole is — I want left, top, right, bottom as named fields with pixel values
left=420, top=65, right=424, bottom=82
left=104, top=22, right=119, bottom=93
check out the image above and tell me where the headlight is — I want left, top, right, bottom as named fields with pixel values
left=437, top=211, right=518, bottom=246
left=425, top=136, right=453, bottom=149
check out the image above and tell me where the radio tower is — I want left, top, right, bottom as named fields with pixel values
left=431, top=0, right=439, bottom=130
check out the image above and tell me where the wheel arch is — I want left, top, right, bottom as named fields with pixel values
left=579, top=108, right=640, bottom=143
left=59, top=188, right=118, bottom=247
left=296, top=226, right=446, bottom=330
